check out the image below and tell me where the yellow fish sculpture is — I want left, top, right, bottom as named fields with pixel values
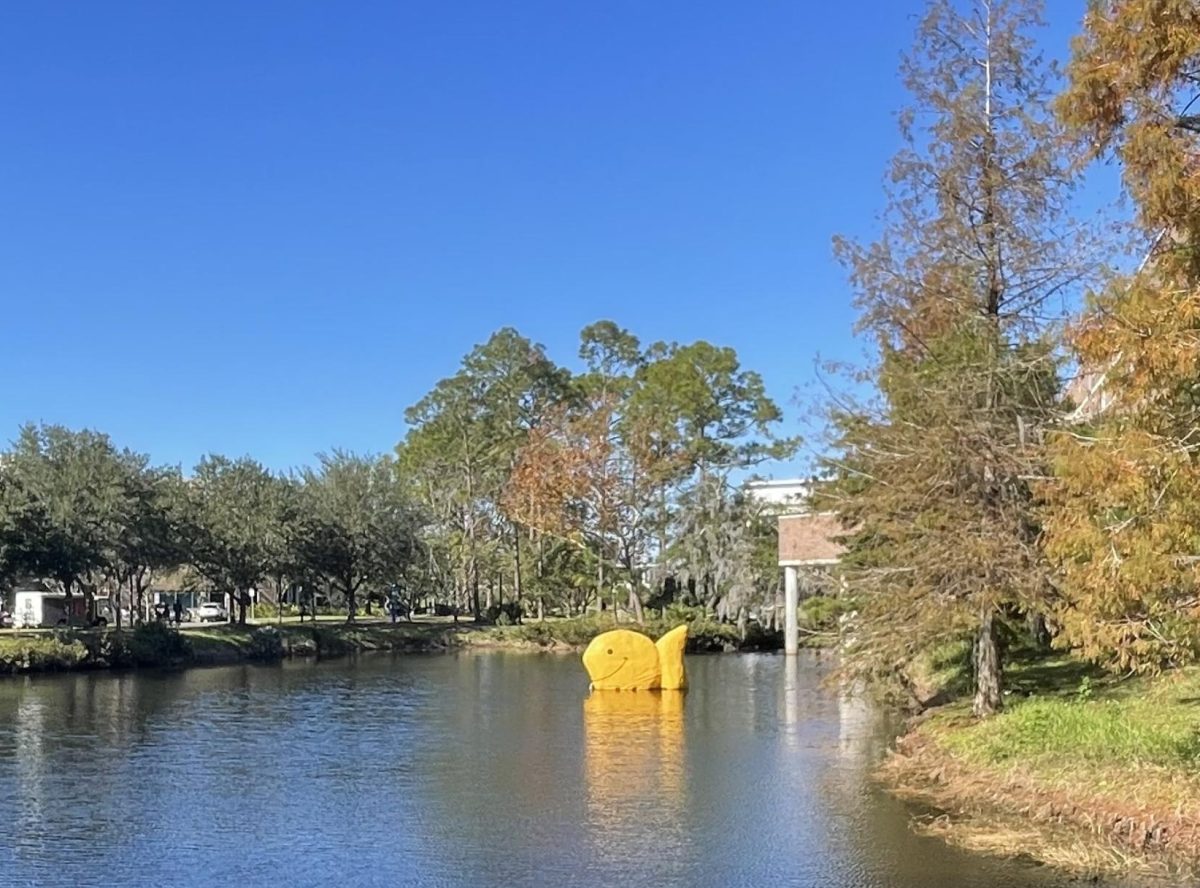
left=582, top=625, right=688, bottom=690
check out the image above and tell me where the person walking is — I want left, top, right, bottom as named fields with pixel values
left=173, top=599, right=183, bottom=626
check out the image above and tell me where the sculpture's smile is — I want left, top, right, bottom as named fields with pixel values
left=591, top=657, right=628, bottom=684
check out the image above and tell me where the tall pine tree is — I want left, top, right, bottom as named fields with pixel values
left=822, top=0, right=1084, bottom=716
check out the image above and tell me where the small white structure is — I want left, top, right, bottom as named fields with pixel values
left=746, top=478, right=812, bottom=512
left=12, top=590, right=82, bottom=628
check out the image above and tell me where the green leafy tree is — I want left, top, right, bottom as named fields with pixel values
left=183, top=455, right=283, bottom=624
left=296, top=452, right=419, bottom=622
left=399, top=373, right=492, bottom=620
left=109, top=461, right=186, bottom=627
left=0, top=424, right=138, bottom=619
left=634, top=340, right=792, bottom=616
left=400, top=328, right=568, bottom=620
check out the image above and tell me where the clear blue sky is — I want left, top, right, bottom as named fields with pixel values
left=0, top=1, right=1094, bottom=475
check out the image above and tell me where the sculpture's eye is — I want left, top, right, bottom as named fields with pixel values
left=607, top=649, right=613, bottom=655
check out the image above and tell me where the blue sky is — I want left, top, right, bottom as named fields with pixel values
left=0, top=1, right=1097, bottom=475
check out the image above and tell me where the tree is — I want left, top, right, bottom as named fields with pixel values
left=399, top=329, right=569, bottom=620
left=633, top=340, right=792, bottom=615
left=503, top=398, right=625, bottom=618
left=461, top=328, right=571, bottom=615
left=0, top=424, right=138, bottom=619
left=183, top=455, right=283, bottom=624
left=820, top=0, right=1084, bottom=716
left=262, top=473, right=306, bottom=625
left=1041, top=0, right=1200, bottom=671
left=400, top=373, right=492, bottom=620
left=671, top=475, right=778, bottom=636
left=296, top=452, right=419, bottom=623
left=109, top=461, right=185, bottom=627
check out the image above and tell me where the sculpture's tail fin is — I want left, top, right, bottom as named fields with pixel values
left=655, top=625, right=688, bottom=690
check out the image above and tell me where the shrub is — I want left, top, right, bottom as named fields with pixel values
left=247, top=626, right=284, bottom=661
left=0, top=636, right=89, bottom=672
left=484, top=602, right=523, bottom=625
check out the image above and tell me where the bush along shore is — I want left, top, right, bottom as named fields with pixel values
left=0, top=606, right=841, bottom=676
left=879, top=646, right=1200, bottom=882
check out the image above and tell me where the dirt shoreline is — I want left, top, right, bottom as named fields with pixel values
left=879, top=714, right=1200, bottom=882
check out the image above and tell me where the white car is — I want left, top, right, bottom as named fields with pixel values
left=189, top=601, right=228, bottom=623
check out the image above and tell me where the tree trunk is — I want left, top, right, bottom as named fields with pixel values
left=346, top=584, right=357, bottom=624
left=627, top=588, right=645, bottom=625
left=973, top=607, right=1003, bottom=717
left=1026, top=610, right=1051, bottom=651
left=512, top=528, right=523, bottom=621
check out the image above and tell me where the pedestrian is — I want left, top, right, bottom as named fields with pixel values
left=173, top=599, right=183, bottom=626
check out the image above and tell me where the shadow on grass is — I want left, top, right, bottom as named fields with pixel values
left=1005, top=653, right=1111, bottom=699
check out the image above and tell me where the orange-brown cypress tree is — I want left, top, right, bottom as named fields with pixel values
left=822, top=0, right=1087, bottom=716
left=1042, top=1, right=1200, bottom=672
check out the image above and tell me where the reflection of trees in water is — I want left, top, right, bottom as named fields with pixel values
left=13, top=693, right=48, bottom=861
left=0, top=661, right=341, bottom=868
left=583, top=691, right=687, bottom=862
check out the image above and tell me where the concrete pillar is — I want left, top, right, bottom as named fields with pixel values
left=784, top=565, right=799, bottom=655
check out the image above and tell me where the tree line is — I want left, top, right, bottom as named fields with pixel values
left=396, top=322, right=794, bottom=627
left=821, top=0, right=1200, bottom=716
left=0, top=323, right=793, bottom=628
left=0, top=425, right=419, bottom=625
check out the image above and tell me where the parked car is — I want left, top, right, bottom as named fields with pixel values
left=0, top=609, right=11, bottom=629
left=188, top=601, right=228, bottom=623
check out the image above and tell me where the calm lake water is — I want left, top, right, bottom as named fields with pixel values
left=0, top=651, right=1110, bottom=887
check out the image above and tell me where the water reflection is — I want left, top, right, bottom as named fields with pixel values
left=583, top=691, right=687, bottom=863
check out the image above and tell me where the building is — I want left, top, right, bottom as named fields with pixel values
left=745, top=478, right=812, bottom=511
left=748, top=477, right=845, bottom=654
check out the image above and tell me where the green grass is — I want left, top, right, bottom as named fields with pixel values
left=889, top=656, right=1200, bottom=875
left=945, top=694, right=1200, bottom=768
left=936, top=666, right=1200, bottom=770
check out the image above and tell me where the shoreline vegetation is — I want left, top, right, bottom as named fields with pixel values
left=0, top=605, right=840, bottom=676
left=878, top=646, right=1200, bottom=882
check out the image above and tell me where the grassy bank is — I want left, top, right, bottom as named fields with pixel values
left=884, top=651, right=1200, bottom=879
left=0, top=611, right=797, bottom=676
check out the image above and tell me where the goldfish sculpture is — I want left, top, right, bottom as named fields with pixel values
left=581, top=625, right=688, bottom=690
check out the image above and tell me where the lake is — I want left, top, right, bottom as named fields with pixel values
left=0, top=651, right=1104, bottom=887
